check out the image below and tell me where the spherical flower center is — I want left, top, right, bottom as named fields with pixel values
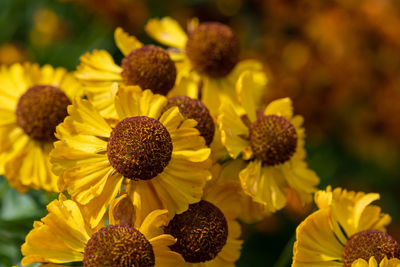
left=185, top=22, right=239, bottom=78
left=165, top=200, right=228, bottom=263
left=163, top=96, right=215, bottom=146
left=83, top=225, right=155, bottom=267
left=249, top=114, right=297, bottom=166
left=342, top=229, right=400, bottom=266
left=121, top=45, right=177, bottom=95
left=107, top=116, right=173, bottom=180
left=16, top=85, right=71, bottom=142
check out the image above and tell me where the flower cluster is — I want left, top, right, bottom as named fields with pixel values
left=0, top=16, right=397, bottom=267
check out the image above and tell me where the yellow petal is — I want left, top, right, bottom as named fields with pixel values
left=236, top=71, right=257, bottom=122
left=151, top=234, right=185, bottom=267
left=21, top=197, right=90, bottom=265
left=75, top=50, right=122, bottom=83
left=139, top=210, right=169, bottom=239
left=127, top=181, right=166, bottom=226
left=79, top=171, right=124, bottom=228
left=218, top=101, right=249, bottom=158
left=264, top=97, right=294, bottom=120
left=64, top=98, right=112, bottom=138
left=145, top=17, right=187, bottom=48
left=292, top=208, right=343, bottom=266
left=114, top=27, right=143, bottom=56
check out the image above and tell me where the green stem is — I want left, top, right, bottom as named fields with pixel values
left=273, top=233, right=296, bottom=267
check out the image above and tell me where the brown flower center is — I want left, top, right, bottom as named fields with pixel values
left=163, top=96, right=215, bottom=146
left=342, top=229, right=400, bottom=266
left=83, top=225, right=155, bottom=267
left=165, top=200, right=228, bottom=263
left=185, top=22, right=239, bottom=78
left=249, top=114, right=297, bottom=166
left=121, top=45, right=176, bottom=95
left=107, top=116, right=172, bottom=180
left=16, top=85, right=71, bottom=142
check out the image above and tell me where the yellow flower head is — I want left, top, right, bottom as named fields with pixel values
left=145, top=16, right=268, bottom=115
left=0, top=63, right=82, bottom=192
left=292, top=187, right=398, bottom=267
left=21, top=194, right=184, bottom=266
left=50, top=84, right=211, bottom=227
left=218, top=71, right=319, bottom=213
left=163, top=169, right=243, bottom=266
left=75, top=27, right=177, bottom=118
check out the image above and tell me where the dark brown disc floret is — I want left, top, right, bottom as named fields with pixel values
left=164, top=96, right=215, bottom=146
left=121, top=45, right=177, bottom=95
left=249, top=114, right=297, bottom=166
left=185, top=22, right=239, bottom=78
left=342, top=229, right=400, bottom=266
left=165, top=200, right=228, bottom=263
left=107, top=116, right=173, bottom=180
left=83, top=225, right=155, bottom=267
left=16, top=85, right=71, bottom=142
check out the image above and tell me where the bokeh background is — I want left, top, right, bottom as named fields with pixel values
left=1, top=0, right=400, bottom=266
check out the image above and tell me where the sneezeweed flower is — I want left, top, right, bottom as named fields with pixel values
left=0, top=63, right=82, bottom=192
left=218, top=71, right=319, bottom=213
left=21, top=194, right=184, bottom=266
left=164, top=169, right=243, bottom=266
left=50, top=84, right=211, bottom=227
left=75, top=27, right=177, bottom=118
left=292, top=187, right=400, bottom=267
left=145, top=16, right=267, bottom=115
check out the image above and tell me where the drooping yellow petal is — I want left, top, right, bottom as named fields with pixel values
left=239, top=161, right=287, bottom=212
left=218, top=101, right=249, bottom=159
left=153, top=158, right=210, bottom=216
left=114, top=27, right=143, bottom=56
left=236, top=71, right=257, bottom=122
left=78, top=171, right=124, bottom=228
left=292, top=208, right=343, bottom=266
left=145, top=17, right=187, bottom=48
left=21, top=196, right=91, bottom=266
left=150, top=234, right=185, bottom=267
left=139, top=209, right=169, bottom=239
left=127, top=181, right=166, bottom=226
left=5, top=140, right=58, bottom=192
left=75, top=50, right=122, bottom=83
left=64, top=98, right=112, bottom=138
left=264, top=97, right=294, bottom=120
left=281, top=162, right=319, bottom=206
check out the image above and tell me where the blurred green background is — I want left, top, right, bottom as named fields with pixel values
left=1, top=0, right=400, bottom=266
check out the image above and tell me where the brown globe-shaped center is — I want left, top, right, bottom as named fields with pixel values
left=163, top=96, right=215, bottom=146
left=83, top=225, right=155, bottom=267
left=342, top=229, right=400, bottom=266
left=121, top=45, right=177, bottom=95
left=249, top=114, right=297, bottom=166
left=107, top=116, right=173, bottom=180
left=165, top=200, right=228, bottom=263
left=16, top=85, right=71, bottom=142
left=185, top=22, right=239, bottom=78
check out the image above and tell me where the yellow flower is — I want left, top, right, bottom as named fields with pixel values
left=75, top=27, right=177, bottom=118
left=218, top=72, right=319, bottom=213
left=145, top=16, right=268, bottom=115
left=292, top=187, right=399, bottom=267
left=21, top=194, right=184, bottom=266
left=0, top=63, right=82, bottom=192
left=160, top=168, right=243, bottom=266
left=50, top=84, right=211, bottom=227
